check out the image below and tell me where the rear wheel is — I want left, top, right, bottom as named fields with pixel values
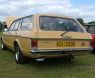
left=14, top=44, right=27, bottom=64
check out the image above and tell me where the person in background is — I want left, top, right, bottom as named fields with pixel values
left=3, top=22, right=7, bottom=29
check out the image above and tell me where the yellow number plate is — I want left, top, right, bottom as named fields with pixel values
left=57, top=42, right=75, bottom=47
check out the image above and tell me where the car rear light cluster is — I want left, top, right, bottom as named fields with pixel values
left=31, top=40, right=38, bottom=49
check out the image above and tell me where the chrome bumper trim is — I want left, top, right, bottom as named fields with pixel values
left=30, top=47, right=93, bottom=54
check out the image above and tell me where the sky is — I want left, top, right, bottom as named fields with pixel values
left=0, top=0, right=95, bottom=23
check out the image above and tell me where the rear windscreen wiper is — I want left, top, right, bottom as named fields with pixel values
left=60, top=31, right=68, bottom=37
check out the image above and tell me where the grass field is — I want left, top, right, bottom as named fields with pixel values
left=0, top=33, right=95, bottom=78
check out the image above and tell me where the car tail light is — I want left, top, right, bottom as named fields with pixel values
left=31, top=40, right=38, bottom=49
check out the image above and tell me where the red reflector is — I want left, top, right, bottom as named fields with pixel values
left=31, top=40, right=38, bottom=48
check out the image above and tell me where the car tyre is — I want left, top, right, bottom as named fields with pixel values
left=15, top=44, right=26, bottom=64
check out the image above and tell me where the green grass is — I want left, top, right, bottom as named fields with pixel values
left=0, top=32, right=95, bottom=78
left=0, top=31, right=3, bottom=35
left=1, top=50, right=95, bottom=78
left=1, top=48, right=95, bottom=78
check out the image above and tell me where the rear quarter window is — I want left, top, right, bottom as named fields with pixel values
left=20, top=16, right=33, bottom=31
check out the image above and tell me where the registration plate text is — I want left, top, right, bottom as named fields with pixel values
left=57, top=42, right=75, bottom=47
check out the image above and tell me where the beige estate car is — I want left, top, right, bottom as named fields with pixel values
left=1, top=14, right=93, bottom=64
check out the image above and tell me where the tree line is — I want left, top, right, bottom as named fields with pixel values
left=0, top=21, right=4, bottom=32
left=77, top=18, right=95, bottom=25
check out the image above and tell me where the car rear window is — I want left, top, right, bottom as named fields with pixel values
left=40, top=16, right=84, bottom=32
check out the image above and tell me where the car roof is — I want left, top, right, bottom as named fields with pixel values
left=35, top=13, right=74, bottom=19
left=16, top=13, right=74, bottom=21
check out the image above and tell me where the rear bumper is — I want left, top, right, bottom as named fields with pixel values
left=30, top=47, right=93, bottom=55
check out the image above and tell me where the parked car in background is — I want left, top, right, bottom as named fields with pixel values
left=1, top=14, right=93, bottom=64
left=5, top=16, right=20, bottom=28
left=85, top=25, right=95, bottom=53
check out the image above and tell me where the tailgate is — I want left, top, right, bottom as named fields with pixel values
left=37, top=31, right=92, bottom=50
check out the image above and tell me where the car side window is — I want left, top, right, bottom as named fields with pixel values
left=13, top=20, right=21, bottom=31
left=9, top=22, right=16, bottom=31
left=20, top=16, right=33, bottom=30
